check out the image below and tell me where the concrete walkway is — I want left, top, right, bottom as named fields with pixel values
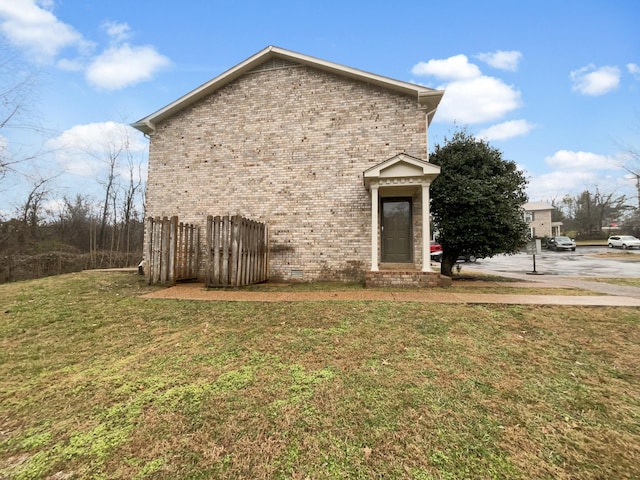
left=141, top=281, right=640, bottom=306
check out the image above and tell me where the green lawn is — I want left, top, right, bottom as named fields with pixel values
left=1, top=272, right=639, bottom=479
left=579, top=277, right=640, bottom=288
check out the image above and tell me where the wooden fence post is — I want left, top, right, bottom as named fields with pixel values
left=205, top=216, right=212, bottom=287
left=222, top=216, right=230, bottom=285
left=230, top=215, right=239, bottom=286
left=264, top=223, right=269, bottom=281
left=160, top=217, right=169, bottom=283
left=153, top=217, right=162, bottom=284
left=168, top=216, right=178, bottom=285
left=177, top=222, right=184, bottom=280
left=145, top=217, right=153, bottom=285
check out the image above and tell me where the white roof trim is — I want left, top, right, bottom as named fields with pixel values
left=132, top=46, right=444, bottom=135
left=364, top=153, right=440, bottom=190
left=522, top=201, right=554, bottom=211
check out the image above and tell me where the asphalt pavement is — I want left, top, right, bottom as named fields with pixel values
left=458, top=246, right=640, bottom=299
left=460, top=246, right=640, bottom=276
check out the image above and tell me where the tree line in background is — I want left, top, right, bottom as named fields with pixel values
left=0, top=188, right=146, bottom=283
left=550, top=187, right=640, bottom=239
left=0, top=109, right=146, bottom=283
left=1, top=41, right=146, bottom=283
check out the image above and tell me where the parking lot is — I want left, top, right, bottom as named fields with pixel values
left=460, top=246, right=640, bottom=277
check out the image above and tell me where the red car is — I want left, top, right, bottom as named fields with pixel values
left=430, top=242, right=442, bottom=261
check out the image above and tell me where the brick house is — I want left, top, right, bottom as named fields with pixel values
left=133, top=46, right=445, bottom=285
left=522, top=202, right=562, bottom=238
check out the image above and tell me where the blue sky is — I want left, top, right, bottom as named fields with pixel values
left=0, top=0, right=639, bottom=217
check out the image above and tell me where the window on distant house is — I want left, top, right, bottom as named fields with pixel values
left=524, top=211, right=534, bottom=222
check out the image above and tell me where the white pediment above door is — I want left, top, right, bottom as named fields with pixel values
left=363, top=153, right=440, bottom=190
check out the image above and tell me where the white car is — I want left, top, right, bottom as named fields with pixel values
left=608, top=235, right=640, bottom=249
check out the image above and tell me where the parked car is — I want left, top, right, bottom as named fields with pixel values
left=546, top=236, right=576, bottom=251
left=430, top=241, right=443, bottom=261
left=457, top=253, right=479, bottom=263
left=429, top=243, right=481, bottom=263
left=607, top=235, right=640, bottom=249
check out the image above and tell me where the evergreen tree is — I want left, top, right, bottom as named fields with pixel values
left=430, top=130, right=529, bottom=276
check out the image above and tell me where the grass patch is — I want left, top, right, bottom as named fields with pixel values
left=577, top=277, right=640, bottom=288
left=446, top=285, right=595, bottom=295
left=221, top=276, right=596, bottom=295
left=590, top=251, right=640, bottom=261
left=448, top=272, right=523, bottom=283
left=1, top=271, right=639, bottom=479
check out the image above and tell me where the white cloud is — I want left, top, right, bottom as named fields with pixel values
left=83, top=20, right=170, bottom=90
left=0, top=0, right=90, bottom=62
left=56, top=57, right=84, bottom=71
left=527, top=170, right=599, bottom=201
left=627, top=63, right=640, bottom=79
left=102, top=20, right=131, bottom=44
left=85, top=43, right=171, bottom=90
left=42, top=197, right=65, bottom=215
left=411, top=54, right=481, bottom=81
left=570, top=64, right=621, bottom=96
left=48, top=122, right=147, bottom=177
left=435, top=76, right=521, bottom=124
left=412, top=54, right=522, bottom=124
left=476, top=119, right=535, bottom=141
left=475, top=50, right=522, bottom=71
left=526, top=168, right=634, bottom=202
left=0, top=2, right=170, bottom=89
left=544, top=150, right=619, bottom=171
left=525, top=150, right=637, bottom=201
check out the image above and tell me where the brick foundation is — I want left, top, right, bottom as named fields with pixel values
left=365, top=270, right=451, bottom=288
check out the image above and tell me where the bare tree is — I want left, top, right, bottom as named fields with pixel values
left=560, top=187, right=631, bottom=235
left=19, top=175, right=56, bottom=239
left=74, top=121, right=147, bottom=260
left=0, top=41, right=40, bottom=187
left=615, top=116, right=640, bottom=209
left=621, top=162, right=640, bottom=210
left=75, top=125, right=125, bottom=251
left=50, top=194, right=96, bottom=251
left=120, top=125, right=145, bottom=258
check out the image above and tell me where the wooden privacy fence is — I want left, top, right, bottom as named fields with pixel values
left=205, top=215, right=269, bottom=287
left=145, top=216, right=199, bottom=285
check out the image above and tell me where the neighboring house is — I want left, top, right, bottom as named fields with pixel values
left=522, top=202, right=562, bottom=238
left=133, top=46, right=444, bottom=284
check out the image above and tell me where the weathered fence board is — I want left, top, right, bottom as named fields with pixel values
left=205, top=215, right=268, bottom=287
left=145, top=216, right=199, bottom=285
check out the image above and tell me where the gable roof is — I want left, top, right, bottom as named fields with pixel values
left=522, top=201, right=554, bottom=211
left=363, top=153, right=440, bottom=190
left=132, top=46, right=445, bottom=135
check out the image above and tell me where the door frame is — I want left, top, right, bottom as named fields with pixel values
left=380, top=196, right=413, bottom=263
